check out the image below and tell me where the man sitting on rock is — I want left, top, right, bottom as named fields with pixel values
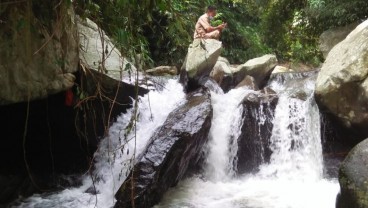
left=194, top=5, right=227, bottom=40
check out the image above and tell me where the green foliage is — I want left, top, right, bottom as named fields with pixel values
left=259, top=0, right=367, bottom=65
left=211, top=13, right=225, bottom=26
left=74, top=0, right=368, bottom=68
left=212, top=1, right=272, bottom=63
left=306, top=0, right=368, bottom=30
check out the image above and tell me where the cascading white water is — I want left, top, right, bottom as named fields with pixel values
left=258, top=95, right=324, bottom=180
left=13, top=73, right=340, bottom=208
left=205, top=88, right=251, bottom=180
left=12, top=80, right=186, bottom=208
left=156, top=75, right=339, bottom=208
left=258, top=78, right=324, bottom=181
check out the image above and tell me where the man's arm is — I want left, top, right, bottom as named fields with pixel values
left=199, top=16, right=226, bottom=32
left=207, top=23, right=227, bottom=32
left=198, top=16, right=224, bottom=32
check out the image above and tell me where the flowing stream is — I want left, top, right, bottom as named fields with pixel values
left=12, top=80, right=186, bottom=208
left=155, top=74, right=339, bottom=208
left=12, top=73, right=340, bottom=208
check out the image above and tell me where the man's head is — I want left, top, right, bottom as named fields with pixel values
left=207, top=5, right=217, bottom=18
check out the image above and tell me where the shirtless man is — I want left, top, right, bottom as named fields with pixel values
left=193, top=5, right=227, bottom=40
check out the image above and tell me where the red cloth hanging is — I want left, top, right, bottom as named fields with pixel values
left=65, top=89, right=74, bottom=106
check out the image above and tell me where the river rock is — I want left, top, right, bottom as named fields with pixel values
left=210, top=57, right=232, bottom=84
left=235, top=75, right=259, bottom=90
left=315, top=20, right=368, bottom=137
left=0, top=1, right=79, bottom=105
left=336, top=138, right=368, bottom=208
left=319, top=22, right=359, bottom=58
left=234, top=54, right=277, bottom=87
left=114, top=88, right=213, bottom=208
left=185, top=39, right=222, bottom=78
left=237, top=89, right=278, bottom=174
left=146, top=66, right=178, bottom=76
left=272, top=65, right=291, bottom=74
left=220, top=55, right=277, bottom=92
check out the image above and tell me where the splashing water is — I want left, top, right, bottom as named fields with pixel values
left=12, top=80, right=185, bottom=208
left=205, top=88, right=251, bottom=180
left=13, top=73, right=340, bottom=208
left=156, top=75, right=339, bottom=208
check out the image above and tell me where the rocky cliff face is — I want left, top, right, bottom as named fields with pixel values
left=0, top=1, right=79, bottom=105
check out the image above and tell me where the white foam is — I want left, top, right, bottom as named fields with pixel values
left=14, top=80, right=185, bottom=208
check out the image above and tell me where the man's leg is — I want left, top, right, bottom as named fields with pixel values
left=204, top=30, right=220, bottom=39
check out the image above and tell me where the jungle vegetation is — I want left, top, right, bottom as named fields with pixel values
left=74, top=0, right=367, bottom=67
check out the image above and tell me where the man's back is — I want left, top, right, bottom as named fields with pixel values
left=194, top=14, right=210, bottom=39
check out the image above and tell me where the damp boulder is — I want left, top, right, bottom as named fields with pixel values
left=237, top=88, right=278, bottom=174
left=336, top=138, right=368, bottom=208
left=114, top=88, right=213, bottom=208
left=315, top=20, right=368, bottom=137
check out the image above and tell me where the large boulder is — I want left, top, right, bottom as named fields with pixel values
left=180, top=39, right=222, bottom=92
left=114, top=88, right=213, bottom=208
left=336, top=138, right=368, bottom=208
left=319, top=22, right=359, bottom=58
left=185, top=39, right=222, bottom=78
left=315, top=20, right=368, bottom=137
left=78, top=17, right=136, bottom=80
left=0, top=1, right=79, bottom=105
left=221, top=54, right=277, bottom=92
left=237, top=89, right=278, bottom=174
left=210, top=57, right=232, bottom=84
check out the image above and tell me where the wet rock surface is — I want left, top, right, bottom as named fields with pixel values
left=237, top=89, right=278, bottom=174
left=336, top=138, right=368, bottom=208
left=114, top=89, right=213, bottom=208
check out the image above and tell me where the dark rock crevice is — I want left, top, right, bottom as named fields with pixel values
left=0, top=68, right=148, bottom=205
left=236, top=90, right=278, bottom=174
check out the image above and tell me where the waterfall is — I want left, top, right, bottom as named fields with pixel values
left=157, top=74, right=339, bottom=208
left=12, top=73, right=340, bottom=208
left=205, top=88, right=250, bottom=180
left=259, top=95, right=324, bottom=181
left=12, top=80, right=186, bottom=208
